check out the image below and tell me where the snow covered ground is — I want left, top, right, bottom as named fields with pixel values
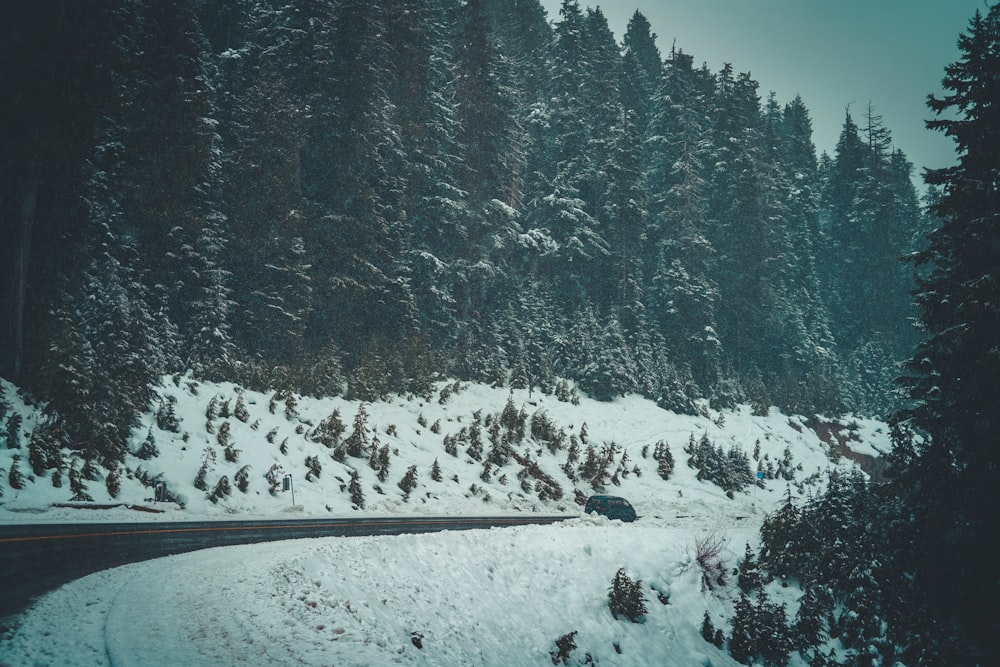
left=0, top=377, right=888, bottom=665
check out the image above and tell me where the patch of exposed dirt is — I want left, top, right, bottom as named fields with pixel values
left=805, top=417, right=887, bottom=482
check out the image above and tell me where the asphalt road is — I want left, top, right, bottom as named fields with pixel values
left=0, top=514, right=571, bottom=620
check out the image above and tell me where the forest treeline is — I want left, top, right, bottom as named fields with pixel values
left=1, top=0, right=926, bottom=465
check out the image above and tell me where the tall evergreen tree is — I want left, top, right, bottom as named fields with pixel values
left=454, top=0, right=523, bottom=209
left=895, top=6, right=1000, bottom=659
left=707, top=66, right=777, bottom=393
left=820, top=109, right=866, bottom=335
left=451, top=0, right=525, bottom=330
left=602, top=110, right=647, bottom=326
left=3, top=1, right=121, bottom=388
left=388, top=0, right=469, bottom=349
left=223, top=48, right=317, bottom=380
left=525, top=0, right=609, bottom=309
left=620, top=11, right=662, bottom=123
left=299, top=0, right=417, bottom=379
left=644, top=49, right=720, bottom=394
left=777, top=95, right=841, bottom=412
left=115, top=0, right=227, bottom=373
left=822, top=103, right=921, bottom=416
left=483, top=0, right=551, bottom=106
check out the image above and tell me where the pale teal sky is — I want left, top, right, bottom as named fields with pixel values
left=539, top=0, right=987, bottom=182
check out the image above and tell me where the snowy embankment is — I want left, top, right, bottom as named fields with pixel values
left=0, top=377, right=888, bottom=665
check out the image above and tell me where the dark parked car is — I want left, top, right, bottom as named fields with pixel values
left=584, top=495, right=636, bottom=522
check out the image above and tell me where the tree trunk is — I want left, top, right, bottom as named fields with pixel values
left=1, top=165, right=40, bottom=384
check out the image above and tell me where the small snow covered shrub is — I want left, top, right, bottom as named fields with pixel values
left=8, top=454, right=25, bottom=490
left=224, top=443, right=240, bottom=463
left=217, top=421, right=231, bottom=447
left=348, top=469, right=364, bottom=508
left=305, top=455, right=322, bottom=481
left=530, top=409, right=565, bottom=453
left=550, top=631, right=578, bottom=664
left=135, top=431, right=159, bottom=460
left=702, top=611, right=727, bottom=648
left=81, top=458, right=100, bottom=482
left=208, top=475, right=231, bottom=503
left=737, top=543, right=764, bottom=594
left=467, top=424, right=484, bottom=460
left=5, top=413, right=22, bottom=449
left=369, top=444, right=390, bottom=482
left=344, top=405, right=370, bottom=458
left=652, top=440, right=674, bottom=480
left=68, top=458, right=93, bottom=501
left=443, top=433, right=458, bottom=457
left=27, top=418, right=63, bottom=474
left=577, top=445, right=598, bottom=481
left=233, top=392, right=250, bottom=422
left=105, top=465, right=121, bottom=498
left=194, top=448, right=215, bottom=491
left=265, top=464, right=283, bottom=495
left=284, top=393, right=299, bottom=420
left=437, top=380, right=463, bottom=404
left=205, top=395, right=220, bottom=421
left=513, top=451, right=563, bottom=501
left=234, top=465, right=251, bottom=493
left=608, top=568, right=647, bottom=623
left=581, top=442, right=618, bottom=491
left=155, top=398, right=180, bottom=432
left=499, top=394, right=526, bottom=442
left=398, top=465, right=418, bottom=499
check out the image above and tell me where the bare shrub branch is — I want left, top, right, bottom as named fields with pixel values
left=695, top=532, right=729, bottom=591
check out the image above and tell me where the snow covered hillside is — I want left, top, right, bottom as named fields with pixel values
left=0, top=377, right=889, bottom=666
left=0, top=375, right=887, bottom=521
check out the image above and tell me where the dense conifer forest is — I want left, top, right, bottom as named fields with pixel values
left=0, top=0, right=927, bottom=469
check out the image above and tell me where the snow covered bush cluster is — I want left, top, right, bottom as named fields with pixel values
left=684, top=432, right=755, bottom=496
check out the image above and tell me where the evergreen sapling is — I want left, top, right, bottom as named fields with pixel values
left=608, top=568, right=647, bottom=622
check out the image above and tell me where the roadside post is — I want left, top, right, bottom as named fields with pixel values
left=283, top=473, right=295, bottom=506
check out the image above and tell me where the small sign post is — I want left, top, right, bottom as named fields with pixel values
left=283, top=474, right=295, bottom=506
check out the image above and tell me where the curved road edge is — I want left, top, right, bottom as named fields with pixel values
left=0, top=514, right=572, bottom=621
